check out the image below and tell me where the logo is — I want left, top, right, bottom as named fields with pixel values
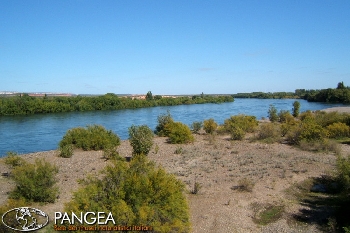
left=2, top=207, right=49, bottom=232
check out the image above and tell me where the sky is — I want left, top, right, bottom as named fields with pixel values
left=1, top=0, right=350, bottom=95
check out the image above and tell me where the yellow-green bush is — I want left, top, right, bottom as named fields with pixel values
left=224, top=115, right=258, bottom=133
left=64, top=154, right=191, bottom=233
left=4, top=151, right=26, bottom=168
left=167, top=122, right=194, bottom=144
left=10, top=159, right=59, bottom=203
left=286, top=118, right=327, bottom=145
left=299, top=110, right=314, bottom=121
left=230, top=126, right=245, bottom=140
left=278, top=110, right=294, bottom=123
left=58, top=125, right=120, bottom=156
left=326, top=122, right=350, bottom=138
left=314, top=111, right=349, bottom=127
left=203, top=118, right=218, bottom=134
left=257, top=123, right=280, bottom=141
left=154, top=111, right=174, bottom=136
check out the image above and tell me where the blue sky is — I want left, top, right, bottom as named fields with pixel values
left=1, top=0, right=349, bottom=95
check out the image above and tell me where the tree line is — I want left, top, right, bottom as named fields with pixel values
left=232, top=81, right=350, bottom=104
left=0, top=92, right=234, bottom=116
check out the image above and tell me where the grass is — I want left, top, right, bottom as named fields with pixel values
left=252, top=203, right=285, bottom=225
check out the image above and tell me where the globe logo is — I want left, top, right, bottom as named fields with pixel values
left=2, top=207, right=49, bottom=232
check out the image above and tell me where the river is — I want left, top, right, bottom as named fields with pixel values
left=0, top=98, right=344, bottom=157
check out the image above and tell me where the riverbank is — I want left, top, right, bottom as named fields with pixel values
left=319, top=106, right=350, bottom=113
left=1, top=132, right=348, bottom=232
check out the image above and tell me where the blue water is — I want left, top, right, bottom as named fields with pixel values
left=0, top=99, right=344, bottom=157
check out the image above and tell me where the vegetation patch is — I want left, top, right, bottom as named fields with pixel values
left=203, top=118, right=218, bottom=134
left=128, top=124, right=154, bottom=155
left=65, top=154, right=191, bottom=233
left=190, top=121, right=202, bottom=134
left=9, top=159, right=59, bottom=203
left=167, top=122, right=194, bottom=144
left=58, top=125, right=120, bottom=156
left=231, top=178, right=255, bottom=192
left=251, top=203, right=285, bottom=225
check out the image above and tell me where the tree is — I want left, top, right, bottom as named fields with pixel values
left=337, top=81, right=346, bottom=89
left=292, top=101, right=300, bottom=117
left=146, top=91, right=153, bottom=100
left=268, top=105, right=278, bottom=122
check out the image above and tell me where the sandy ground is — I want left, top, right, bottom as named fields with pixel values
left=319, top=106, right=350, bottom=113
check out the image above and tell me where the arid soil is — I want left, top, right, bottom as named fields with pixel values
left=1, top=130, right=348, bottom=232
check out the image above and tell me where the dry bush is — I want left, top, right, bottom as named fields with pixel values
left=231, top=178, right=255, bottom=192
left=299, top=139, right=341, bottom=154
left=257, top=123, right=279, bottom=141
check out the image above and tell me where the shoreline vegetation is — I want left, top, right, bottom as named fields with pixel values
left=1, top=106, right=350, bottom=232
left=233, top=81, right=350, bottom=104
left=1, top=82, right=350, bottom=116
left=0, top=92, right=233, bottom=116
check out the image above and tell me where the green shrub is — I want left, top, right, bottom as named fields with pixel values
left=190, top=121, right=202, bottom=134
left=314, top=111, right=349, bottom=127
left=59, top=144, right=73, bottom=158
left=128, top=125, right=154, bottom=155
left=230, top=126, right=245, bottom=140
left=65, top=154, right=191, bottom=233
left=299, top=110, right=314, bottom=121
left=154, top=111, right=174, bottom=136
left=257, top=123, right=279, bottom=141
left=224, top=114, right=258, bottom=133
left=58, top=125, right=120, bottom=155
left=278, top=110, right=294, bottom=123
left=326, top=122, right=350, bottom=138
left=203, top=118, right=217, bottom=134
left=167, top=122, right=194, bottom=144
left=286, top=118, right=326, bottom=145
left=268, top=105, right=278, bottom=122
left=10, top=159, right=59, bottom=203
left=103, top=146, right=122, bottom=160
left=293, top=101, right=300, bottom=117
left=4, top=151, right=26, bottom=168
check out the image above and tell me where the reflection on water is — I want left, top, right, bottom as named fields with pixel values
left=0, top=99, right=344, bottom=156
